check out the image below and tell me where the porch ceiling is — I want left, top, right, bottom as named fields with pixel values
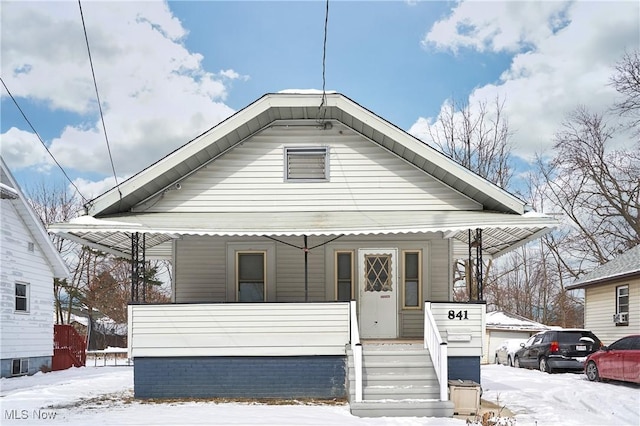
left=49, top=210, right=557, bottom=259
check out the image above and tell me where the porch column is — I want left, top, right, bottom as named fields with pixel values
left=130, top=232, right=147, bottom=302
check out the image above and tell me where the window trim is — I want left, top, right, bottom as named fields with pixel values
left=15, top=282, right=29, bottom=313
left=402, top=250, right=422, bottom=310
left=334, top=250, right=354, bottom=302
left=616, top=284, right=629, bottom=325
left=235, top=251, right=267, bottom=302
left=284, top=146, right=329, bottom=182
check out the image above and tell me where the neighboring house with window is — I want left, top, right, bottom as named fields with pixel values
left=0, top=158, right=69, bottom=377
left=49, top=92, right=557, bottom=417
left=567, top=245, right=640, bottom=345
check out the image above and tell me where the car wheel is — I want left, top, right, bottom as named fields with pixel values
left=585, top=361, right=600, bottom=382
left=508, top=355, right=513, bottom=367
left=539, top=357, right=553, bottom=374
left=514, top=356, right=521, bottom=368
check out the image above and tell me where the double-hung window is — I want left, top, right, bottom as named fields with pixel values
left=336, top=251, right=354, bottom=301
left=403, top=251, right=422, bottom=309
left=237, top=252, right=266, bottom=302
left=285, top=147, right=329, bottom=181
left=616, top=285, right=629, bottom=325
left=15, top=282, right=28, bottom=312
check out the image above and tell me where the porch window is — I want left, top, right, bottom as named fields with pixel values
left=237, top=252, right=266, bottom=302
left=12, top=358, right=28, bottom=376
left=15, top=282, right=29, bottom=312
left=285, top=147, right=328, bottom=181
left=403, top=251, right=421, bottom=309
left=335, top=251, right=354, bottom=301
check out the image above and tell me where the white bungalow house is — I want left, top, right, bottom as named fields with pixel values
left=49, top=92, right=557, bottom=417
left=1, top=158, right=70, bottom=377
left=566, top=245, right=640, bottom=345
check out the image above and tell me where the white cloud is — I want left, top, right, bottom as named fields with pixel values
left=219, top=69, right=249, bottom=81
left=73, top=175, right=126, bottom=202
left=413, top=1, right=640, bottom=161
left=1, top=1, right=236, bottom=176
left=0, top=127, right=52, bottom=171
left=423, top=1, right=572, bottom=54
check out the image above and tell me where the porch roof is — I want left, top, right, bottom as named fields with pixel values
left=49, top=210, right=557, bottom=259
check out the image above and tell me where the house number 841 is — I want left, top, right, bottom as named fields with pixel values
left=448, top=310, right=468, bottom=320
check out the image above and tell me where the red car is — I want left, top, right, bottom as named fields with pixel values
left=585, top=335, right=640, bottom=384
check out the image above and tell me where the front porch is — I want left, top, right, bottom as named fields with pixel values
left=128, top=300, right=484, bottom=417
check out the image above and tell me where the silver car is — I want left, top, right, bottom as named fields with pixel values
left=495, top=338, right=528, bottom=366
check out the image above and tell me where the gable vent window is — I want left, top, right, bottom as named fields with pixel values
left=285, top=147, right=328, bottom=181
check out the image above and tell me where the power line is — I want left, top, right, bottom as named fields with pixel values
left=78, top=0, right=122, bottom=203
left=0, top=77, right=89, bottom=204
left=317, top=0, right=329, bottom=123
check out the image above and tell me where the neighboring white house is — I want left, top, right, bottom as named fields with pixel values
left=483, top=310, right=548, bottom=364
left=0, top=158, right=69, bottom=377
left=566, top=245, right=640, bottom=345
left=49, top=92, right=558, bottom=417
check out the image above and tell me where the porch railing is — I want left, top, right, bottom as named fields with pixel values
left=349, top=300, right=363, bottom=402
left=424, top=302, right=448, bottom=401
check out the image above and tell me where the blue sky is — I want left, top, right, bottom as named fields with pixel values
left=1, top=1, right=638, bottom=202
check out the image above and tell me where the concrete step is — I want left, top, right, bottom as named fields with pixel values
left=360, top=384, right=440, bottom=400
left=349, top=399, right=455, bottom=418
left=353, top=374, right=439, bottom=387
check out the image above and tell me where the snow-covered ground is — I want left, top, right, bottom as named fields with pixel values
left=1, top=364, right=638, bottom=426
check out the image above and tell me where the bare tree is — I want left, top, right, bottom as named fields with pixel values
left=428, top=95, right=514, bottom=189
left=427, top=95, right=515, bottom=300
left=540, top=107, right=640, bottom=271
left=610, top=49, right=640, bottom=133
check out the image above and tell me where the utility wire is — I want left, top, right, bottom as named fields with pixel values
left=317, top=0, right=329, bottom=123
left=0, top=77, right=89, bottom=204
left=78, top=0, right=122, bottom=203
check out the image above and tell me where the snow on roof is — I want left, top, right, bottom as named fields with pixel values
left=567, top=245, right=640, bottom=289
left=486, top=311, right=548, bottom=331
left=277, top=89, right=337, bottom=94
left=0, top=182, right=19, bottom=199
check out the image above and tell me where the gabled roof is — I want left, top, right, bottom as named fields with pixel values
left=86, top=93, right=527, bottom=217
left=567, top=245, right=640, bottom=289
left=50, top=92, right=558, bottom=259
left=1, top=158, right=69, bottom=279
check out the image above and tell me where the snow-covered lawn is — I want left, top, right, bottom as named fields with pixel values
left=1, top=364, right=638, bottom=425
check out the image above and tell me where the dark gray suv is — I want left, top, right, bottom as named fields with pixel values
left=514, top=329, right=602, bottom=373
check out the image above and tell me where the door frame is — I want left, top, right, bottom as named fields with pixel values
left=358, top=248, right=398, bottom=339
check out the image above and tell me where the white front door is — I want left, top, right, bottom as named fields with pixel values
left=358, top=248, right=398, bottom=338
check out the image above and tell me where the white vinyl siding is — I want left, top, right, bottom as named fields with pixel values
left=174, top=237, right=226, bottom=303
left=134, top=122, right=481, bottom=213
left=128, top=302, right=350, bottom=357
left=428, top=302, right=486, bottom=357
left=429, top=239, right=451, bottom=301
left=584, top=279, right=640, bottom=345
left=0, top=200, right=55, bottom=360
